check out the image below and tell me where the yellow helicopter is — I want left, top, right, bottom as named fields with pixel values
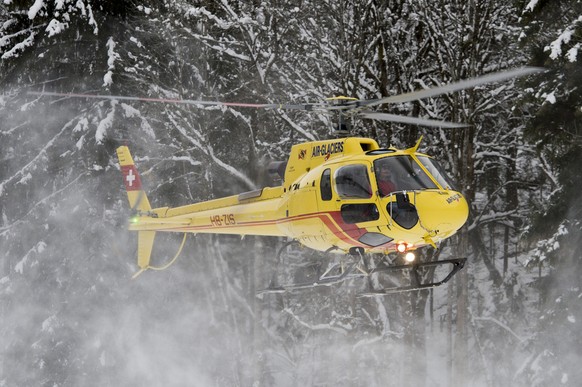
left=30, top=67, right=542, bottom=294
left=117, top=135, right=469, bottom=294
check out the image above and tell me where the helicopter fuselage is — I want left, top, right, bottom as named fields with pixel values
left=123, top=137, right=468, bottom=256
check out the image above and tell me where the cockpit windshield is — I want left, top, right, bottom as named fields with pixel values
left=374, top=156, right=437, bottom=196
left=417, top=156, right=457, bottom=190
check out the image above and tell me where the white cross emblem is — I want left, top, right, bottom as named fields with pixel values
left=126, top=169, right=136, bottom=187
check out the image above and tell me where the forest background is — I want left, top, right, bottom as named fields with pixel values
left=1, top=1, right=581, bottom=386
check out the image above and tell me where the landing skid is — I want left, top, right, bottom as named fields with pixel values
left=358, top=258, right=466, bottom=296
left=258, top=241, right=466, bottom=296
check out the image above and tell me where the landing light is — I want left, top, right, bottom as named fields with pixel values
left=397, top=243, right=407, bottom=253
left=405, top=252, right=416, bottom=263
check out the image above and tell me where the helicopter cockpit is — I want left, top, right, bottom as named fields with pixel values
left=323, top=152, right=459, bottom=236
left=329, top=153, right=456, bottom=200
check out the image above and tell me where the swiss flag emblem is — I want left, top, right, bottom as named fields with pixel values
left=121, top=165, right=142, bottom=191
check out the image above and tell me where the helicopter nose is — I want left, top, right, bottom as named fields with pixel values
left=414, top=190, right=469, bottom=238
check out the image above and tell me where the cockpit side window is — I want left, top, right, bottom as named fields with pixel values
left=320, top=168, right=332, bottom=201
left=374, top=156, right=437, bottom=196
left=334, top=164, right=372, bottom=199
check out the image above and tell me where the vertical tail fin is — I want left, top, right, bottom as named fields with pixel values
left=116, top=146, right=152, bottom=211
left=134, top=230, right=156, bottom=277
left=116, top=146, right=155, bottom=276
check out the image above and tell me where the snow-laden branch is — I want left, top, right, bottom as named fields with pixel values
left=0, top=25, right=41, bottom=51
left=473, top=150, right=518, bottom=162
left=103, top=37, right=120, bottom=87
left=120, top=103, right=156, bottom=139
left=283, top=308, right=349, bottom=336
left=469, top=210, right=518, bottom=231
left=278, top=111, right=317, bottom=142
left=95, top=100, right=116, bottom=143
left=538, top=153, right=559, bottom=187
left=474, top=316, right=527, bottom=343
left=1, top=31, right=35, bottom=60
left=181, top=28, right=251, bottom=62
left=546, top=16, right=582, bottom=61
left=206, top=146, right=257, bottom=190
left=167, top=110, right=257, bottom=190
left=527, top=221, right=569, bottom=265
left=27, top=0, right=45, bottom=20
left=352, top=336, right=383, bottom=350
left=0, top=116, right=77, bottom=196
left=0, top=171, right=89, bottom=237
left=14, top=240, right=47, bottom=274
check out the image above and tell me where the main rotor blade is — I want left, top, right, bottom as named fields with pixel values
left=361, top=67, right=544, bottom=107
left=27, top=91, right=273, bottom=107
left=360, top=111, right=469, bottom=128
left=27, top=91, right=326, bottom=111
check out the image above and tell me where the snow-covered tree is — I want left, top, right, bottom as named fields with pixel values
left=515, top=1, right=582, bottom=385
left=0, top=1, right=573, bottom=386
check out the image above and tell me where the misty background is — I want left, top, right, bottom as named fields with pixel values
left=1, top=1, right=581, bottom=386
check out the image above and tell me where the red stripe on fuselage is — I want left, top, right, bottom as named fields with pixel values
left=162, top=211, right=368, bottom=247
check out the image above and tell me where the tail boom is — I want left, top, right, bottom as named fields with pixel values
left=117, top=146, right=288, bottom=275
left=128, top=195, right=288, bottom=237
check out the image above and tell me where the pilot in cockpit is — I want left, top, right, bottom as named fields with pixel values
left=377, top=163, right=398, bottom=196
